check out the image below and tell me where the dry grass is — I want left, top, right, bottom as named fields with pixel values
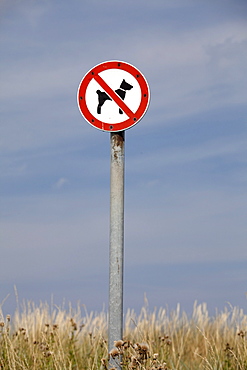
left=0, top=300, right=247, bottom=369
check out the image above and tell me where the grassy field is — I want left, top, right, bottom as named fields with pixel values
left=0, top=299, right=246, bottom=369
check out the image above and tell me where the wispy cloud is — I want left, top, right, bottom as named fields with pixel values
left=52, top=177, right=69, bottom=189
left=127, top=135, right=247, bottom=176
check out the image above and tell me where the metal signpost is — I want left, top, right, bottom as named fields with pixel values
left=77, top=60, right=150, bottom=369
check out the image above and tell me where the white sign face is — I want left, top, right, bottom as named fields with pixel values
left=85, top=69, right=141, bottom=124
left=77, top=60, right=150, bottom=132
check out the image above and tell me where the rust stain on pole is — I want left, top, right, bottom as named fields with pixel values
left=112, top=131, right=125, bottom=146
left=112, top=131, right=125, bottom=161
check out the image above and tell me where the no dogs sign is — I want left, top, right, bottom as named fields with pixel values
left=77, top=61, right=150, bottom=132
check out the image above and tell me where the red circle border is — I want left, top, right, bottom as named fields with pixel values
left=77, top=60, right=150, bottom=132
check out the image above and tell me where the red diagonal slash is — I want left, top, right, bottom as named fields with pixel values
left=94, top=74, right=135, bottom=119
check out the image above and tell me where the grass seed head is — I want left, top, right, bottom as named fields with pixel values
left=70, top=318, right=77, bottom=331
left=101, top=358, right=107, bottom=368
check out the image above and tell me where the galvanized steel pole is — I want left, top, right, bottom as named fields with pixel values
left=108, top=131, right=125, bottom=370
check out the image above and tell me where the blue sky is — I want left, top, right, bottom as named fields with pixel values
left=1, top=0, right=247, bottom=316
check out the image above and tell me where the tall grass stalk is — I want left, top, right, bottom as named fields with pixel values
left=0, top=300, right=246, bottom=369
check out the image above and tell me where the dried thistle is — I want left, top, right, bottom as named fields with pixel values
left=224, top=342, right=234, bottom=358
left=238, top=330, right=246, bottom=338
left=109, top=347, right=119, bottom=359
left=134, top=342, right=150, bottom=362
left=114, top=340, right=124, bottom=348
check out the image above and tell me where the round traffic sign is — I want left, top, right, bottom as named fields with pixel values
left=77, top=60, right=150, bottom=132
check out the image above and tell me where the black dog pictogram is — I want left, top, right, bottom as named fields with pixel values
left=96, top=79, right=133, bottom=114
left=96, top=91, right=112, bottom=114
